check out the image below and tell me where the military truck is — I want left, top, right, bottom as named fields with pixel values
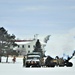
left=25, top=52, right=42, bottom=67
left=25, top=39, right=46, bottom=67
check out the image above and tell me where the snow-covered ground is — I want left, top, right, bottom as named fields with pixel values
left=0, top=56, right=75, bottom=75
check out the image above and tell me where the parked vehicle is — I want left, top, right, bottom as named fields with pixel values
left=25, top=52, right=42, bottom=67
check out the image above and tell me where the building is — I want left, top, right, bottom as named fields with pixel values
left=13, top=35, right=50, bottom=55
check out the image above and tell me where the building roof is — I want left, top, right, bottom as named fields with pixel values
left=14, top=40, right=33, bottom=42
left=14, top=39, right=46, bottom=45
left=15, top=42, right=30, bottom=45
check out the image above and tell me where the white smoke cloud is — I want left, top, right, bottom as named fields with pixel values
left=45, top=28, right=75, bottom=58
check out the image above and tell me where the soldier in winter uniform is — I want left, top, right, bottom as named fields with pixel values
left=12, top=56, right=16, bottom=63
left=23, top=55, right=26, bottom=67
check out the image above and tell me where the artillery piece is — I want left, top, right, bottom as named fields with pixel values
left=45, top=51, right=75, bottom=67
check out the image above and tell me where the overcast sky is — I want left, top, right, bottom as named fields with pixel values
left=0, top=0, right=75, bottom=57
left=0, top=0, right=75, bottom=39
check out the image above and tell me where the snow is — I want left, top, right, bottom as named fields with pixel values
left=15, top=42, right=30, bottom=45
left=0, top=57, right=75, bottom=75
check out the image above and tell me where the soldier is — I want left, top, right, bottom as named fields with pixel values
left=23, top=55, right=26, bottom=67
left=55, top=56, right=59, bottom=66
left=12, top=56, right=16, bottom=63
left=40, top=57, right=44, bottom=67
left=0, top=56, right=1, bottom=62
left=6, top=55, right=9, bottom=63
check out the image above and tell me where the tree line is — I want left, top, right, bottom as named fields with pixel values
left=0, top=27, right=18, bottom=57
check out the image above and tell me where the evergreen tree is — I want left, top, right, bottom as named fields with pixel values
left=0, top=27, right=18, bottom=62
left=33, top=39, right=45, bottom=57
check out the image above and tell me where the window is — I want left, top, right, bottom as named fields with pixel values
left=22, top=45, right=24, bottom=48
left=28, top=50, right=30, bottom=53
left=28, top=45, right=30, bottom=48
left=18, top=45, right=20, bottom=48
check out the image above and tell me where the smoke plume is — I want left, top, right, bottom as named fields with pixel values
left=45, top=28, right=75, bottom=58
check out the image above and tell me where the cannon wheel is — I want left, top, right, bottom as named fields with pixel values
left=66, top=62, right=73, bottom=67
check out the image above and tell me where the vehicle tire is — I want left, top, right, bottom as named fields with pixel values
left=59, top=65, right=65, bottom=67
left=36, top=65, right=40, bottom=67
left=26, top=65, right=30, bottom=67
left=59, top=64, right=65, bottom=67
left=46, top=64, right=55, bottom=67
left=50, top=64, right=55, bottom=67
